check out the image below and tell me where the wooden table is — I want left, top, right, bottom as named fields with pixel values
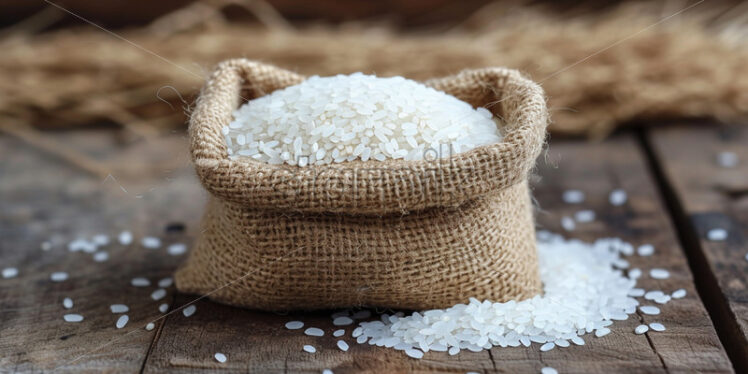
left=0, top=124, right=745, bottom=373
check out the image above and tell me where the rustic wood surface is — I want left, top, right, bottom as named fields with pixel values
left=647, top=125, right=748, bottom=373
left=0, top=128, right=741, bottom=373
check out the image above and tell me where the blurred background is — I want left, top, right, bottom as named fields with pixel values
left=0, top=0, right=747, bottom=180
left=2, top=0, right=747, bottom=144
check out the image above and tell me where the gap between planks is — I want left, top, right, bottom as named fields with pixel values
left=638, top=129, right=743, bottom=373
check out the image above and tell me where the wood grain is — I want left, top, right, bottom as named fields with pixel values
left=0, top=129, right=734, bottom=372
left=142, top=133, right=732, bottom=373
left=0, top=130, right=203, bottom=373
left=647, top=125, right=748, bottom=373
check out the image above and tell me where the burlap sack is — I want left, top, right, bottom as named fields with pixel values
left=176, top=59, right=549, bottom=311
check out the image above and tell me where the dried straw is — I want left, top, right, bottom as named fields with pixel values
left=0, top=0, right=746, bottom=141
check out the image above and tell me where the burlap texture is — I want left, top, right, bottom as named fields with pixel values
left=176, top=59, right=549, bottom=310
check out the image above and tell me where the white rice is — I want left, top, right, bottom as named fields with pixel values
left=214, top=352, right=227, bottom=363
left=609, top=189, right=628, bottom=206
left=167, top=243, right=187, bottom=256
left=634, top=325, right=649, bottom=334
left=141, top=237, right=161, bottom=249
left=628, top=268, right=642, bottom=279
left=158, top=277, right=173, bottom=288
left=561, top=216, right=576, bottom=231
left=707, top=228, right=728, bottom=241
left=644, top=291, right=664, bottom=300
left=110, top=304, right=129, bottom=313
left=637, top=244, right=655, bottom=256
left=93, top=251, right=109, bottom=262
left=562, top=190, right=585, bottom=204
left=224, top=73, right=502, bottom=166
left=304, top=327, right=324, bottom=337
left=63, top=297, right=73, bottom=309
left=159, top=303, right=169, bottom=313
left=116, top=315, right=129, bottom=329
left=303, top=345, right=316, bottom=353
left=716, top=151, right=738, bottom=168
left=639, top=306, right=661, bottom=315
left=150, top=288, right=167, bottom=301
left=671, top=289, right=687, bottom=299
left=650, top=269, right=670, bottom=279
left=182, top=305, right=196, bottom=317
left=541, top=367, right=558, bottom=374
left=2, top=267, right=18, bottom=279
left=337, top=340, right=349, bottom=352
left=63, top=314, right=84, bottom=322
left=50, top=272, right=68, bottom=282
left=131, top=277, right=151, bottom=287
left=118, top=231, right=133, bottom=245
left=68, top=238, right=96, bottom=253
left=354, top=233, right=640, bottom=356
left=649, top=322, right=666, bottom=332
left=92, top=234, right=110, bottom=246
left=574, top=210, right=595, bottom=223
left=145, top=322, right=155, bottom=331
left=285, top=321, right=304, bottom=330
left=333, top=329, right=345, bottom=337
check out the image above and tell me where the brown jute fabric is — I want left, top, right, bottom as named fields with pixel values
left=176, top=59, right=548, bottom=310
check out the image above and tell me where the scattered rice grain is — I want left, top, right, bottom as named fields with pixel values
left=225, top=74, right=503, bottom=166
left=637, top=244, right=654, bottom=256
left=303, top=345, right=316, bottom=353
left=93, top=251, right=109, bottom=262
left=650, top=269, right=670, bottom=279
left=150, top=288, right=167, bottom=301
left=131, top=277, right=150, bottom=287
left=2, top=267, right=18, bottom=279
left=116, top=315, right=129, bottom=329
left=562, top=190, right=585, bottom=204
left=64, top=314, right=84, bottom=322
left=141, top=237, right=161, bottom=249
left=285, top=321, right=304, bottom=330
left=118, top=231, right=133, bottom=245
left=110, top=304, right=129, bottom=313
left=158, top=277, right=173, bottom=288
left=167, top=243, right=187, bottom=256
left=707, top=229, right=728, bottom=241
left=671, top=289, right=687, bottom=299
left=649, top=323, right=666, bottom=332
left=609, top=189, right=628, bottom=206
left=337, top=340, right=349, bottom=352
left=50, top=272, right=68, bottom=282
left=183, top=305, right=197, bottom=317
left=305, top=327, right=324, bottom=337
left=574, top=210, right=595, bottom=223
left=634, top=325, right=649, bottom=334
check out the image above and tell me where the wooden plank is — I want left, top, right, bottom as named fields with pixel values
left=143, top=133, right=731, bottom=373
left=647, top=125, right=748, bottom=373
left=0, top=130, right=203, bottom=373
